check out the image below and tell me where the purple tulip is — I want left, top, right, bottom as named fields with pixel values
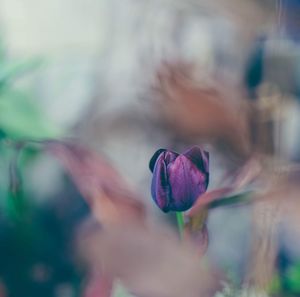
left=149, top=146, right=209, bottom=212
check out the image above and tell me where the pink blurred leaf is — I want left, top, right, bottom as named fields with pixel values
left=188, top=155, right=262, bottom=216
left=78, top=220, right=219, bottom=297
left=184, top=219, right=209, bottom=257
left=83, top=273, right=113, bottom=297
left=46, top=140, right=146, bottom=225
left=154, top=62, right=251, bottom=159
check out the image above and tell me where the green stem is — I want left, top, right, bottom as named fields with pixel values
left=176, top=212, right=184, bottom=238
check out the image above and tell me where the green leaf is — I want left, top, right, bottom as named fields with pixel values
left=0, top=58, right=43, bottom=86
left=112, top=282, right=135, bottom=297
left=0, top=89, right=61, bottom=139
left=285, top=264, right=300, bottom=293
left=207, top=191, right=253, bottom=209
left=267, top=272, right=281, bottom=295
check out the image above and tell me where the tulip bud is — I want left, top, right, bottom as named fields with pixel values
left=149, top=146, right=209, bottom=212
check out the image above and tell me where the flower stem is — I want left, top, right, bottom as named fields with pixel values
left=176, top=212, right=184, bottom=238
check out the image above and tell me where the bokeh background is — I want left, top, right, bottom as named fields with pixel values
left=0, top=0, right=300, bottom=296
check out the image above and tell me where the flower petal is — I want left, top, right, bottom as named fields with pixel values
left=151, top=154, right=171, bottom=212
left=149, top=149, right=166, bottom=172
left=168, top=155, right=208, bottom=211
left=183, top=146, right=209, bottom=174
left=149, top=149, right=178, bottom=172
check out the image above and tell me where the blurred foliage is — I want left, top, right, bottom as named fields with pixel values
left=267, top=272, right=281, bottom=296
left=0, top=89, right=59, bottom=139
left=0, top=38, right=86, bottom=297
left=214, top=282, right=269, bottom=297
left=0, top=39, right=60, bottom=140
left=112, top=283, right=135, bottom=297
left=270, top=261, right=300, bottom=296
left=284, top=263, right=300, bottom=294
left=0, top=36, right=61, bottom=220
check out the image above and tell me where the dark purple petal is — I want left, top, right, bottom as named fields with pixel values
left=182, top=146, right=209, bottom=174
left=149, top=149, right=179, bottom=172
left=149, top=149, right=166, bottom=172
left=167, top=155, right=208, bottom=211
left=163, top=150, right=179, bottom=165
left=151, top=153, right=171, bottom=212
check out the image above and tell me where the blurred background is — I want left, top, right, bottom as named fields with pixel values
left=0, top=0, right=300, bottom=296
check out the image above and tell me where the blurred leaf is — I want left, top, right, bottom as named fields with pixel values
left=79, top=222, right=218, bottom=297
left=207, top=191, right=253, bottom=209
left=154, top=62, right=251, bottom=159
left=184, top=208, right=209, bottom=256
left=0, top=39, right=6, bottom=63
left=0, top=89, right=60, bottom=139
left=188, top=189, right=253, bottom=221
left=285, top=264, right=300, bottom=294
left=47, top=141, right=145, bottom=225
left=5, top=145, right=29, bottom=221
left=112, top=282, right=134, bottom=297
left=267, top=272, right=281, bottom=295
left=6, top=188, right=27, bottom=222
left=0, top=58, right=42, bottom=87
left=82, top=273, right=113, bottom=297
